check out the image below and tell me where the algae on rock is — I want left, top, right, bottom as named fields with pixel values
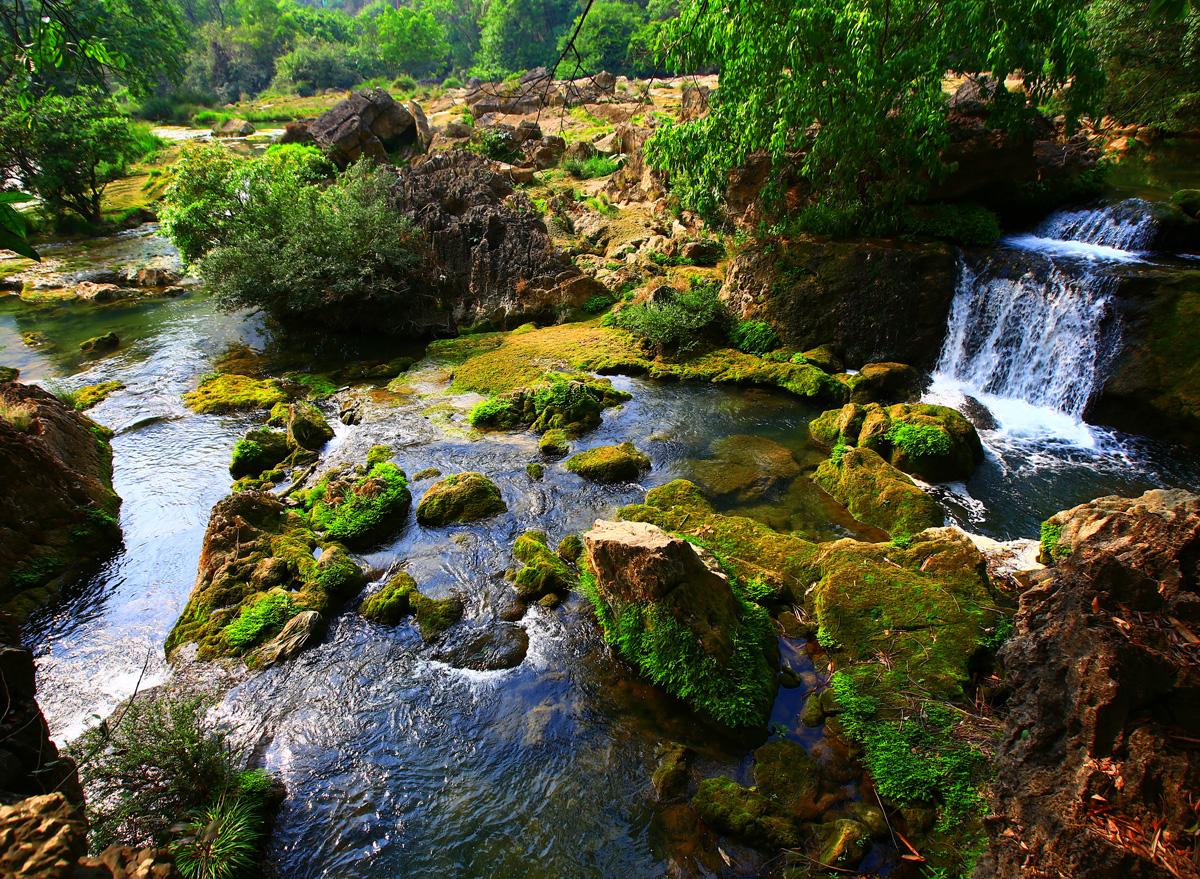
left=415, top=472, right=506, bottom=525
left=565, top=442, right=650, bottom=483
left=360, top=571, right=463, bottom=640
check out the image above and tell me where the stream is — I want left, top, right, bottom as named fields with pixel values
left=6, top=155, right=1200, bottom=876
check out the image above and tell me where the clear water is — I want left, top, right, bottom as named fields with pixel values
left=6, top=215, right=1198, bottom=876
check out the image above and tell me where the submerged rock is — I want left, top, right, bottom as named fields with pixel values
left=688, top=435, right=800, bottom=503
left=1, top=383, right=121, bottom=621
left=79, top=331, right=119, bottom=354
left=986, top=489, right=1200, bottom=879
left=433, top=623, right=529, bottom=670
left=581, top=519, right=778, bottom=726
left=565, top=442, right=650, bottom=483
left=813, top=446, right=944, bottom=537
left=415, top=472, right=506, bottom=526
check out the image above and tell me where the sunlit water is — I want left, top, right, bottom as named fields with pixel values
left=5, top=218, right=1199, bottom=877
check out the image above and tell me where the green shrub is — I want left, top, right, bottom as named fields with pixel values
left=393, top=73, right=418, bottom=92
left=468, top=396, right=512, bottom=426
left=170, top=797, right=261, bottom=879
left=901, top=203, right=1002, bottom=246
left=604, top=279, right=728, bottom=357
left=274, top=40, right=365, bottom=95
left=443, top=75, right=463, bottom=88
left=1039, top=520, right=1070, bottom=563
left=564, top=154, right=621, bottom=179
left=886, top=421, right=953, bottom=459
left=475, top=127, right=521, bottom=162
left=224, top=593, right=297, bottom=649
left=728, top=320, right=779, bottom=355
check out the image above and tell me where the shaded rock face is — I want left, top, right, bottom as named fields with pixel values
left=986, top=490, right=1200, bottom=879
left=310, top=88, right=431, bottom=168
left=585, top=520, right=740, bottom=661
left=721, top=239, right=958, bottom=368
left=0, top=383, right=121, bottom=621
left=392, top=151, right=604, bottom=333
left=0, top=793, right=180, bottom=879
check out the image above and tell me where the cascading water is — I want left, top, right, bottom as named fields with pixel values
left=928, top=199, right=1156, bottom=444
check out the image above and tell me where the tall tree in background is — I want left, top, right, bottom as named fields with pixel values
left=476, top=0, right=580, bottom=76
left=645, top=0, right=1102, bottom=223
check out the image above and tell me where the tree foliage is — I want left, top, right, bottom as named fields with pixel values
left=373, top=4, right=451, bottom=77
left=559, top=1, right=646, bottom=75
left=475, top=0, right=579, bottom=76
left=646, top=0, right=1102, bottom=224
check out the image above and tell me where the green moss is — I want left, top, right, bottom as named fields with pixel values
left=526, top=462, right=544, bottom=479
left=813, top=446, right=943, bottom=537
left=692, top=776, right=802, bottom=849
left=361, top=572, right=463, bottom=640
left=308, top=462, right=411, bottom=549
left=366, top=445, right=392, bottom=467
left=469, top=372, right=630, bottom=436
left=283, top=401, right=334, bottom=451
left=289, top=372, right=337, bottom=399
left=229, top=428, right=291, bottom=479
left=73, top=381, right=125, bottom=410
left=557, top=533, right=584, bottom=562
left=887, top=420, right=952, bottom=458
left=415, top=472, right=506, bottom=526
left=184, top=374, right=288, bottom=414
left=79, top=332, right=119, bottom=354
left=579, top=569, right=777, bottom=727
left=538, top=428, right=571, bottom=457
left=565, top=442, right=650, bottom=483
left=1039, top=520, right=1070, bottom=564
left=512, top=531, right=576, bottom=601
left=223, top=592, right=297, bottom=649
left=728, top=320, right=779, bottom=356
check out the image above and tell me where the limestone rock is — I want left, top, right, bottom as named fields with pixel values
left=252, top=610, right=325, bottom=667
left=565, top=442, right=650, bottom=483
left=211, top=118, right=254, bottom=137
left=309, top=88, right=428, bottom=167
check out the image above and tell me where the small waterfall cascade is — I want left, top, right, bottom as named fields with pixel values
left=929, top=200, right=1157, bottom=442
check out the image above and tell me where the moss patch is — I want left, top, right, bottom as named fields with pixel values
left=73, top=381, right=125, bottom=410
left=469, top=372, right=630, bottom=436
left=565, top=442, right=650, bottom=483
left=360, top=571, right=464, bottom=640
left=184, top=374, right=288, bottom=414
left=306, top=462, right=411, bottom=549
left=229, top=428, right=291, bottom=479
left=511, top=530, right=576, bottom=602
left=813, top=446, right=944, bottom=537
left=415, top=472, right=506, bottom=526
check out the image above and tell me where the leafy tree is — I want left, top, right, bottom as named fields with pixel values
left=559, top=0, right=646, bottom=75
left=0, top=192, right=37, bottom=259
left=1089, top=0, right=1200, bottom=131
left=475, top=0, right=580, bottom=76
left=0, top=89, right=160, bottom=223
left=274, top=39, right=366, bottom=94
left=416, top=0, right=483, bottom=72
left=373, top=4, right=451, bottom=77
left=646, top=0, right=1102, bottom=225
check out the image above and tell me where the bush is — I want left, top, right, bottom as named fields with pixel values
left=475, top=127, right=521, bottom=162
left=728, top=320, right=779, bottom=356
left=71, top=695, right=243, bottom=851
left=442, top=75, right=463, bottom=88
left=170, top=797, right=261, bottom=879
left=274, top=41, right=365, bottom=95
left=189, top=160, right=424, bottom=330
left=605, top=279, right=728, bottom=357
left=392, top=73, right=418, bottom=93
left=901, top=202, right=1002, bottom=246
left=564, top=154, right=621, bottom=179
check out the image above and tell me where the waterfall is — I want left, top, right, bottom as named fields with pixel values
left=928, top=200, right=1155, bottom=442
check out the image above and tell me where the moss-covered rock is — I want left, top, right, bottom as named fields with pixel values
left=469, top=373, right=630, bottom=436
left=813, top=446, right=943, bottom=537
left=415, top=472, right=506, bottom=526
left=73, top=381, right=124, bottom=410
left=839, top=362, right=922, bottom=404
left=0, top=366, right=18, bottom=382
left=692, top=777, right=803, bottom=849
left=565, top=442, right=650, bottom=483
left=810, top=402, right=983, bottom=482
left=79, top=332, right=119, bottom=354
left=274, top=400, right=334, bottom=452
left=688, top=435, right=800, bottom=502
left=229, top=428, right=291, bottom=479
left=360, top=571, right=464, bottom=640
left=581, top=519, right=778, bottom=726
left=166, top=491, right=365, bottom=662
left=538, top=428, right=571, bottom=457
left=511, top=530, right=576, bottom=602
left=306, top=461, right=411, bottom=549
left=184, top=374, right=288, bottom=414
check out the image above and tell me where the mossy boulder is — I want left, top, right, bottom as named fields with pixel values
left=306, top=461, right=411, bottom=549
left=538, top=428, right=571, bottom=457
left=360, top=571, right=464, bottom=640
left=184, top=374, right=288, bottom=414
left=229, top=428, right=291, bottom=479
left=692, top=776, right=803, bottom=849
left=813, top=446, right=943, bottom=537
left=565, top=442, right=650, bottom=483
left=469, top=373, right=630, bottom=435
left=270, top=400, right=334, bottom=452
left=73, top=381, right=124, bottom=410
left=810, top=402, right=983, bottom=482
left=688, top=435, right=800, bottom=503
left=0, top=366, right=18, bottom=382
left=511, top=530, right=576, bottom=603
left=581, top=519, right=778, bottom=726
left=415, top=472, right=506, bottom=526
left=166, top=491, right=366, bottom=662
left=79, top=332, right=119, bottom=354
left=839, top=362, right=923, bottom=404
left=619, top=479, right=819, bottom=603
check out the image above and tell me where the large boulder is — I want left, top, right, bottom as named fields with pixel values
left=581, top=519, right=778, bottom=726
left=985, top=490, right=1200, bottom=879
left=0, top=383, right=121, bottom=621
left=415, top=472, right=506, bottom=526
left=309, top=88, right=430, bottom=168
left=392, top=151, right=605, bottom=333
left=721, top=239, right=958, bottom=368
left=565, top=442, right=650, bottom=483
